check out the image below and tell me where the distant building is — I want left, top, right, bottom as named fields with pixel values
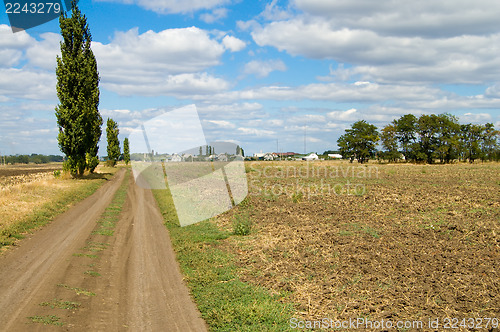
left=302, top=153, right=319, bottom=161
left=328, top=154, right=343, bottom=159
left=264, top=152, right=278, bottom=161
left=170, top=153, right=182, bottom=162
left=217, top=153, right=228, bottom=162
left=275, top=152, right=297, bottom=158
left=253, top=153, right=265, bottom=159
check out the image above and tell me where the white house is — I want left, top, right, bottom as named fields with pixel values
left=217, top=153, right=228, bottom=162
left=328, top=154, right=343, bottom=159
left=170, top=153, right=182, bottom=162
left=302, top=153, right=319, bottom=161
left=253, top=152, right=265, bottom=159
left=264, top=152, right=278, bottom=161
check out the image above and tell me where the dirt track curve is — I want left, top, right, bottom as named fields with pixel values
left=0, top=169, right=207, bottom=331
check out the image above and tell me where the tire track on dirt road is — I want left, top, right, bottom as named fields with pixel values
left=0, top=169, right=207, bottom=331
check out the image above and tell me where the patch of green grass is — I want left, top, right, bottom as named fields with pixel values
left=421, top=218, right=447, bottom=231
left=57, top=284, right=95, bottom=297
left=339, top=223, right=382, bottom=239
left=27, top=315, right=63, bottom=326
left=84, top=270, right=101, bottom=277
left=363, top=226, right=381, bottom=239
left=92, top=229, right=114, bottom=236
left=91, top=170, right=129, bottom=237
left=339, top=230, right=355, bottom=236
left=82, top=242, right=109, bottom=252
left=152, top=187, right=294, bottom=331
left=232, top=212, right=252, bottom=236
left=40, top=299, right=81, bottom=310
left=291, top=191, right=303, bottom=203
left=261, top=193, right=277, bottom=202
left=72, top=253, right=98, bottom=258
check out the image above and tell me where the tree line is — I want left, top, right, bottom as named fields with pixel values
left=0, top=154, right=64, bottom=165
left=337, top=114, right=499, bottom=163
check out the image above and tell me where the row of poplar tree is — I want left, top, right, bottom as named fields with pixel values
left=337, top=114, right=499, bottom=164
left=55, top=1, right=129, bottom=177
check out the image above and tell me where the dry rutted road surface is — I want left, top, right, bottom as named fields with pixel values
left=0, top=169, right=207, bottom=331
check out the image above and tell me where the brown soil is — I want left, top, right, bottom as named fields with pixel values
left=0, top=164, right=62, bottom=178
left=219, top=162, right=500, bottom=325
left=0, top=169, right=206, bottom=331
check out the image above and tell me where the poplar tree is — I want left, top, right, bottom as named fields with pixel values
left=106, top=118, right=120, bottom=167
left=123, top=138, right=130, bottom=165
left=55, top=0, right=101, bottom=177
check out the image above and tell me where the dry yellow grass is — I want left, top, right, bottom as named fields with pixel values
left=0, top=165, right=120, bottom=232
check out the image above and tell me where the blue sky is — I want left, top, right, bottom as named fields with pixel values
left=1, top=0, right=500, bottom=156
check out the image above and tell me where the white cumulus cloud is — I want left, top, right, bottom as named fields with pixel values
left=96, top=0, right=230, bottom=14
left=200, top=8, right=228, bottom=23
left=222, top=35, right=246, bottom=52
left=243, top=59, right=286, bottom=78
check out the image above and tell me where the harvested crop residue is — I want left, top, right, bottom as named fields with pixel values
left=217, top=161, right=500, bottom=323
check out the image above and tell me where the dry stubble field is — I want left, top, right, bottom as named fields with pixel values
left=214, top=161, right=499, bottom=326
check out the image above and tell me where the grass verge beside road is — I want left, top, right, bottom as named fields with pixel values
left=0, top=165, right=123, bottom=249
left=152, top=187, right=294, bottom=331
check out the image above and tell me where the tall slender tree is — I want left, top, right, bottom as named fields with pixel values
left=106, top=118, right=120, bottom=167
left=55, top=0, right=101, bottom=177
left=123, top=137, right=130, bottom=165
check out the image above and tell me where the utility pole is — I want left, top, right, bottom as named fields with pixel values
left=276, top=139, right=280, bottom=160
left=304, top=124, right=307, bottom=155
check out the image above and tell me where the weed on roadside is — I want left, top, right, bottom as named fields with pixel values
left=40, top=299, right=81, bottom=310
left=72, top=253, right=97, bottom=258
left=57, top=284, right=95, bottom=297
left=233, top=212, right=252, bottom=236
left=27, top=315, right=63, bottom=326
left=84, top=270, right=101, bottom=277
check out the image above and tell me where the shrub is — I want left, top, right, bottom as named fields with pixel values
left=232, top=212, right=251, bottom=236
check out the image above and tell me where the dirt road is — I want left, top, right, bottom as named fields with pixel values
left=0, top=169, right=207, bottom=331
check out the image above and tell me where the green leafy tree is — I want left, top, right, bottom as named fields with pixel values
left=380, top=124, right=401, bottom=162
left=106, top=118, right=120, bottom=166
left=337, top=120, right=379, bottom=163
left=434, top=114, right=460, bottom=163
left=393, top=114, right=417, bottom=162
left=461, top=124, right=485, bottom=163
left=55, top=1, right=101, bottom=177
left=123, top=137, right=130, bottom=165
left=337, top=134, right=355, bottom=162
left=415, top=114, right=441, bottom=163
left=481, top=123, right=499, bottom=161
